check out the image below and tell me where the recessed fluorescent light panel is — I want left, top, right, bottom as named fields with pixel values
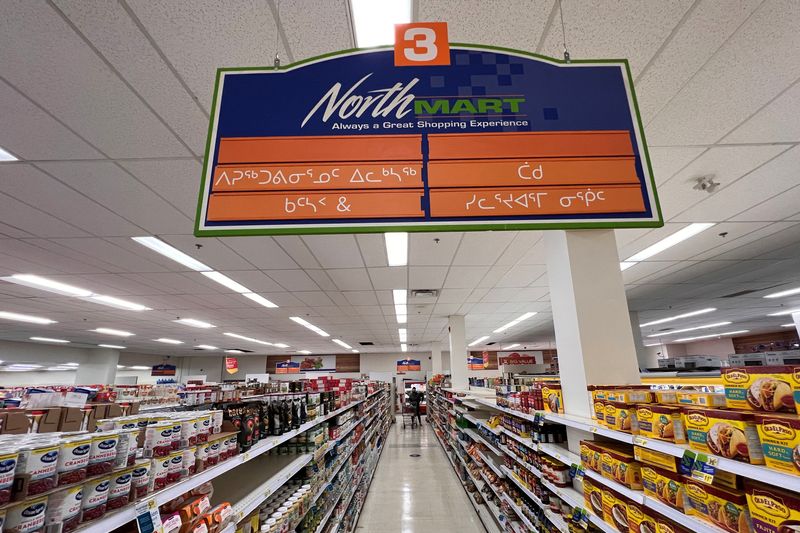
left=639, top=308, right=716, bottom=327
left=30, top=337, right=69, bottom=344
left=224, top=332, right=274, bottom=346
left=0, top=311, right=56, bottom=325
left=393, top=289, right=407, bottom=324
left=768, top=308, right=800, bottom=317
left=92, top=328, right=134, bottom=337
left=620, top=223, right=715, bottom=270
left=3, top=274, right=91, bottom=297
left=502, top=344, right=520, bottom=350
left=63, top=363, right=79, bottom=367
left=273, top=343, right=290, bottom=349
left=0, top=146, right=18, bottom=162
left=289, top=317, right=329, bottom=337
left=224, top=350, right=244, bottom=354
left=242, top=292, right=278, bottom=308
left=299, top=350, right=312, bottom=355
left=385, top=232, right=408, bottom=266
left=88, top=294, right=150, bottom=311
left=764, top=287, right=800, bottom=299
left=154, top=338, right=183, bottom=345
left=128, top=366, right=150, bottom=370
left=493, top=312, right=537, bottom=333
left=468, top=336, right=490, bottom=347
left=644, top=343, right=661, bottom=347
left=782, top=324, right=796, bottom=328
left=332, top=339, right=353, bottom=350
left=174, top=318, right=215, bottom=329
left=674, top=330, right=749, bottom=343
left=132, top=237, right=211, bottom=271
left=195, top=345, right=218, bottom=350
left=401, top=343, right=408, bottom=352
left=351, top=349, right=359, bottom=353
left=99, top=344, right=126, bottom=349
left=399, top=328, right=407, bottom=342
left=350, top=0, right=411, bottom=47
left=201, top=271, right=250, bottom=293
left=646, top=321, right=732, bottom=338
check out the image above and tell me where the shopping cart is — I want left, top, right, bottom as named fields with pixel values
left=402, top=402, right=418, bottom=428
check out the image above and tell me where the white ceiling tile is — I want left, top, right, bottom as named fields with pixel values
left=328, top=269, right=372, bottom=291
left=279, top=0, right=351, bottom=60
left=444, top=266, right=490, bottom=289
left=646, top=146, right=707, bottom=185
left=367, top=267, right=406, bottom=290
left=34, top=238, right=167, bottom=275
left=436, top=289, right=472, bottom=305
left=305, top=270, right=338, bottom=291
left=266, top=270, right=319, bottom=291
left=221, top=237, right=298, bottom=269
left=0, top=191, right=89, bottom=238
left=409, top=266, right=448, bottom=289
left=119, top=159, right=201, bottom=218
left=495, top=232, right=541, bottom=266
left=160, top=235, right=254, bottom=271
left=409, top=232, right=462, bottom=266
left=635, top=0, right=761, bottom=123
left=343, top=291, right=378, bottom=306
left=126, top=0, right=290, bottom=111
left=355, top=234, right=388, bottom=267
left=724, top=79, right=800, bottom=143
left=452, top=232, right=516, bottom=266
left=293, top=291, right=336, bottom=306
left=0, top=2, right=189, bottom=158
left=215, top=270, right=283, bottom=292
left=732, top=184, right=800, bottom=222
left=647, top=1, right=800, bottom=145
left=302, top=235, right=363, bottom=268
left=477, top=265, right=512, bottom=288
left=539, top=0, right=693, bottom=77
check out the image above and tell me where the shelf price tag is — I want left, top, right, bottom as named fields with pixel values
left=135, top=498, right=164, bottom=533
left=569, top=463, right=579, bottom=479
left=690, top=453, right=718, bottom=485
left=575, top=465, right=586, bottom=480
left=633, top=436, right=648, bottom=446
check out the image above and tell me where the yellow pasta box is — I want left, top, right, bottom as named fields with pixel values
left=635, top=404, right=686, bottom=443
left=684, top=477, right=751, bottom=533
left=722, top=366, right=800, bottom=414
left=641, top=465, right=684, bottom=510
left=683, top=407, right=765, bottom=465
left=542, top=383, right=563, bottom=414
left=754, top=413, right=800, bottom=476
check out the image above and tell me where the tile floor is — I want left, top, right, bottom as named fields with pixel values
left=355, top=416, right=487, bottom=532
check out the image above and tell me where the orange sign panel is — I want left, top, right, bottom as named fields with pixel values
left=427, top=157, right=638, bottom=188
left=394, top=23, right=451, bottom=67
left=208, top=190, right=424, bottom=221
left=429, top=185, right=645, bottom=218
left=213, top=163, right=423, bottom=192
left=218, top=134, right=422, bottom=164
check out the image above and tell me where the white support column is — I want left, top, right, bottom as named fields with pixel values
left=448, top=315, right=468, bottom=389
left=545, top=230, right=641, bottom=420
left=75, top=348, right=119, bottom=385
left=629, top=311, right=656, bottom=370
left=431, top=341, right=443, bottom=374
left=794, top=312, right=800, bottom=338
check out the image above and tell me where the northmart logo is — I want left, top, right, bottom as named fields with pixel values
left=301, top=73, right=525, bottom=127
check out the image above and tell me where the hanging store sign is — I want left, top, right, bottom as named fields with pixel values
left=276, top=360, right=301, bottom=374
left=224, top=357, right=239, bottom=375
left=396, top=359, right=421, bottom=373
left=196, top=22, right=661, bottom=236
left=151, top=364, right=176, bottom=377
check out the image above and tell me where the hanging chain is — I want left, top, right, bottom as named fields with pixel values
left=273, top=0, right=281, bottom=68
left=557, top=0, right=570, bottom=63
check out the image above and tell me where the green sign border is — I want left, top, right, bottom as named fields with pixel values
left=194, top=44, right=663, bottom=237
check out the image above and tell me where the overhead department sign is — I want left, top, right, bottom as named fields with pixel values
left=196, top=23, right=661, bottom=236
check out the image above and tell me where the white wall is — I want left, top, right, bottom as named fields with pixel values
left=681, top=337, right=735, bottom=358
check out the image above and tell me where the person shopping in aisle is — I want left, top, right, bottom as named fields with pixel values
left=408, top=387, right=424, bottom=425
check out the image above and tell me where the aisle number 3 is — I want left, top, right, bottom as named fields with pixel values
left=394, top=22, right=450, bottom=66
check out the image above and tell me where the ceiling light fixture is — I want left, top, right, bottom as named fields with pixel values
left=493, top=312, right=537, bottom=333
left=132, top=237, right=211, bottom=271
left=99, top=344, right=126, bottom=349
left=674, top=330, right=749, bottom=343
left=91, top=328, right=134, bottom=337
left=3, top=274, right=91, bottom=297
left=350, top=0, right=411, bottom=47
left=242, top=292, right=278, bottom=308
left=468, top=335, right=490, bottom=347
left=154, top=338, right=183, bottom=345
left=174, top=318, right=216, bottom=329
left=385, top=232, right=408, bottom=266
left=201, top=271, right=250, bottom=293
left=767, top=308, right=800, bottom=317
left=116, top=365, right=126, bottom=369
left=351, top=349, right=359, bottom=353
left=782, top=324, right=796, bottom=328
left=195, top=345, right=218, bottom=350
left=0, top=146, right=18, bottom=162
left=399, top=328, right=407, bottom=342
left=0, top=311, right=57, bottom=325
left=224, top=332, right=274, bottom=346
left=289, top=317, right=329, bottom=337
left=8, top=364, right=42, bottom=370
left=639, top=308, right=717, bottom=327
left=401, top=343, right=408, bottom=352
left=646, top=321, right=733, bottom=338
left=502, top=343, right=520, bottom=350
left=298, top=350, right=312, bottom=355
left=764, top=287, right=800, bottom=299
left=63, top=362, right=79, bottom=367
left=332, top=339, right=353, bottom=350
left=644, top=343, right=662, bottom=347
left=29, top=337, right=69, bottom=344
left=88, top=294, right=151, bottom=311
left=128, top=365, right=151, bottom=370
left=224, top=349, right=244, bottom=354
left=47, top=366, right=72, bottom=371
left=273, top=343, right=290, bottom=349
left=393, top=289, right=407, bottom=324
left=620, top=223, right=715, bottom=270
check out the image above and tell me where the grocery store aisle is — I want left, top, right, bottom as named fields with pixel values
left=355, top=415, right=486, bottom=532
